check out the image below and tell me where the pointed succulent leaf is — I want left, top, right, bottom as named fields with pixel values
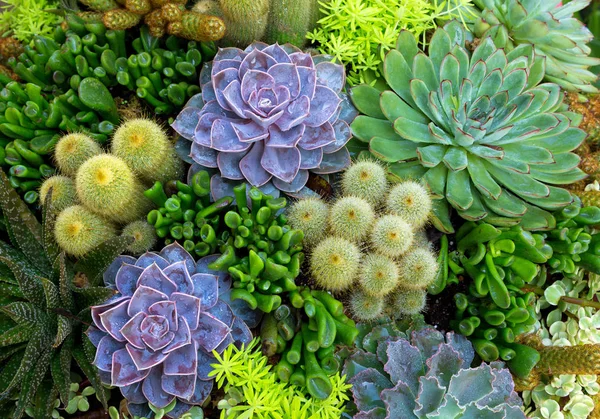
left=1, top=302, right=48, bottom=327
left=30, top=379, right=57, bottom=419
left=0, top=242, right=45, bottom=307
left=12, top=346, right=52, bottom=419
left=0, top=324, right=34, bottom=348
left=50, top=336, right=72, bottom=406
left=74, top=236, right=135, bottom=286
left=41, top=190, right=59, bottom=265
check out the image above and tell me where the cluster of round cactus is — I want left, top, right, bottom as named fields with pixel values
left=40, top=118, right=183, bottom=257
left=288, top=160, right=438, bottom=321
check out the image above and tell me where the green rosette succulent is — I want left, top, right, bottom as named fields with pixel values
left=472, top=0, right=600, bottom=93
left=350, top=21, right=587, bottom=233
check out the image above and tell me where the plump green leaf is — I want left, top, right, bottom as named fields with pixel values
left=395, top=30, right=419, bottom=63
left=466, top=155, right=502, bottom=200
left=417, top=145, right=447, bottom=168
left=481, top=190, right=528, bottom=218
left=380, top=91, right=428, bottom=124
left=370, top=137, right=418, bottom=162
left=0, top=351, right=22, bottom=393
left=446, top=169, right=474, bottom=211
left=485, top=162, right=550, bottom=198
left=430, top=199, right=455, bottom=234
left=351, top=116, right=401, bottom=143
left=429, top=27, right=452, bottom=74
left=424, top=165, right=448, bottom=199
left=349, top=85, right=385, bottom=119
left=384, top=50, right=415, bottom=107
left=443, top=148, right=468, bottom=171
left=413, top=53, right=438, bottom=92
left=387, top=161, right=428, bottom=182
left=519, top=204, right=556, bottom=230
left=73, top=236, right=133, bottom=287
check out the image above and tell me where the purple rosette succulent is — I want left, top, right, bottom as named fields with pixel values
left=172, top=42, right=358, bottom=195
left=87, top=243, right=253, bottom=418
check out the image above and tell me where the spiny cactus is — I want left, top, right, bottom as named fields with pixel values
left=397, top=247, right=438, bottom=289
left=75, top=154, right=151, bottom=223
left=388, top=287, right=427, bottom=316
left=328, top=196, right=375, bottom=242
left=386, top=180, right=432, bottom=229
left=111, top=118, right=182, bottom=183
left=39, top=175, right=77, bottom=211
left=358, top=253, right=399, bottom=297
left=54, top=133, right=103, bottom=177
left=349, top=290, right=384, bottom=321
left=120, top=219, right=156, bottom=254
left=310, top=236, right=361, bottom=292
left=54, top=205, right=117, bottom=257
left=265, top=0, right=320, bottom=46
left=287, top=197, right=329, bottom=246
left=341, top=160, right=388, bottom=206
left=370, top=214, right=414, bottom=258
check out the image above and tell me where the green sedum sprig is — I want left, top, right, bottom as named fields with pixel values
left=307, top=0, right=476, bottom=85
left=0, top=0, right=63, bottom=44
left=210, top=339, right=351, bottom=419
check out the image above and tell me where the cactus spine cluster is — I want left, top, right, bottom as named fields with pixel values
left=39, top=176, right=77, bottom=211
left=121, top=220, right=157, bottom=255
left=290, top=160, right=438, bottom=321
left=54, top=133, right=103, bottom=177
left=54, top=205, right=117, bottom=257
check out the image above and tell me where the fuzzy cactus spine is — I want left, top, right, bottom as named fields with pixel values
left=216, top=0, right=270, bottom=47
left=79, top=0, right=121, bottom=11
left=39, top=176, right=77, bottom=212
left=103, top=9, right=143, bottom=30
left=370, top=214, right=414, bottom=258
left=341, top=160, right=388, bottom=206
left=328, top=196, right=375, bottom=243
left=310, top=236, right=361, bottom=292
left=54, top=133, right=103, bottom=177
left=397, top=247, right=438, bottom=289
left=387, top=181, right=432, bottom=229
left=349, top=290, right=384, bottom=321
left=265, top=0, right=320, bottom=46
left=168, top=11, right=225, bottom=42
left=358, top=253, right=399, bottom=297
left=121, top=220, right=157, bottom=254
left=55, top=205, right=117, bottom=257
left=388, top=287, right=427, bottom=316
left=287, top=197, right=329, bottom=247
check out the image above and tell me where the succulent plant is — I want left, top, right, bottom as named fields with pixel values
left=39, top=176, right=78, bottom=212
left=285, top=197, right=329, bottom=246
left=350, top=21, right=587, bottom=232
left=54, top=133, right=103, bottom=177
left=87, top=242, right=253, bottom=418
left=121, top=220, right=157, bottom=255
left=310, top=236, right=361, bottom=292
left=343, top=320, right=526, bottom=418
left=0, top=169, right=133, bottom=418
left=472, top=0, right=600, bottom=93
left=341, top=160, right=388, bottom=206
left=171, top=42, right=357, bottom=195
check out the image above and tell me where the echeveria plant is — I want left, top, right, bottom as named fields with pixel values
left=87, top=243, right=253, bottom=418
left=343, top=321, right=525, bottom=418
left=172, top=42, right=358, bottom=195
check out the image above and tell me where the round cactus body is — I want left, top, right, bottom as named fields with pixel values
left=310, top=236, right=361, bottom=292
left=342, top=160, right=388, bottom=206
left=350, top=290, right=384, bottom=321
left=54, top=133, right=102, bottom=176
left=329, top=196, right=375, bottom=243
left=387, top=181, right=432, bottom=229
left=370, top=214, right=414, bottom=258
left=121, top=220, right=157, bottom=255
left=397, top=247, right=438, bottom=290
left=55, top=205, right=117, bottom=257
left=358, top=253, right=399, bottom=297
left=287, top=197, right=329, bottom=246
left=39, top=176, right=78, bottom=211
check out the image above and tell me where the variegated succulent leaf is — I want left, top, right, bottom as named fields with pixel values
left=343, top=326, right=525, bottom=419
left=350, top=21, right=587, bottom=232
left=89, top=242, right=252, bottom=418
left=472, top=0, right=600, bottom=93
left=172, top=42, right=358, bottom=196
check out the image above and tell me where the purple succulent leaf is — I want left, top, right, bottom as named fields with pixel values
left=190, top=143, right=218, bottom=168
left=94, top=335, right=125, bottom=371
left=304, top=86, right=342, bottom=127
left=194, top=256, right=230, bottom=292
left=347, top=367, right=393, bottom=412
left=172, top=107, right=201, bottom=140
left=143, top=366, right=175, bottom=409
left=116, top=264, right=144, bottom=297
left=213, top=47, right=246, bottom=63
left=100, top=299, right=131, bottom=342
left=262, top=44, right=292, bottom=64
left=166, top=401, right=193, bottom=419
left=322, top=120, right=352, bottom=153
left=355, top=408, right=386, bottom=419
left=298, top=66, right=317, bottom=99
left=194, top=113, right=219, bottom=147
left=445, top=332, right=475, bottom=368
left=185, top=93, right=204, bottom=109
left=127, top=286, right=168, bottom=317
left=217, top=151, right=246, bottom=180
left=289, top=52, right=314, bottom=68
left=187, top=379, right=213, bottom=404
left=127, top=403, right=153, bottom=418
left=171, top=293, right=201, bottom=331
left=269, top=86, right=292, bottom=115
left=280, top=44, right=301, bottom=54
left=274, top=96, right=310, bottom=131
left=189, top=273, right=219, bottom=309
left=192, top=313, right=230, bottom=353
left=137, top=264, right=177, bottom=296
left=240, top=142, right=273, bottom=187
left=240, top=70, right=276, bottom=102
left=261, top=144, right=301, bottom=182
left=86, top=326, right=104, bottom=347
left=175, top=136, right=194, bottom=165
left=210, top=174, right=237, bottom=201
left=231, top=120, right=269, bottom=143
left=104, top=256, right=137, bottom=288
left=127, top=344, right=169, bottom=371
left=312, top=54, right=336, bottom=65
left=215, top=334, right=235, bottom=354
left=212, top=119, right=253, bottom=153
left=112, top=348, right=151, bottom=386
left=207, top=300, right=234, bottom=327
left=121, top=312, right=147, bottom=350
left=162, top=373, right=196, bottom=400
left=384, top=339, right=424, bottom=394
left=212, top=68, right=239, bottom=111
left=223, top=80, right=251, bottom=118
left=285, top=186, right=321, bottom=199
left=147, top=302, right=177, bottom=332
left=163, top=342, right=197, bottom=376
left=380, top=380, right=418, bottom=419
left=415, top=376, right=446, bottom=417
left=120, top=381, right=146, bottom=404
left=141, top=330, right=175, bottom=352
left=268, top=63, right=301, bottom=99
left=243, top=42, right=268, bottom=53
left=135, top=253, right=169, bottom=270
left=196, top=350, right=216, bottom=381
left=298, top=122, right=336, bottom=150
left=447, top=364, right=494, bottom=407
left=160, top=243, right=196, bottom=274
left=219, top=290, right=263, bottom=328
left=254, top=182, right=281, bottom=198
left=272, top=169, right=309, bottom=193
left=200, top=99, right=239, bottom=118
left=163, top=316, right=191, bottom=354
left=312, top=147, right=351, bottom=174
left=299, top=147, right=323, bottom=170
left=243, top=109, right=284, bottom=129
left=162, top=261, right=194, bottom=295
left=267, top=124, right=305, bottom=148
left=315, top=61, right=346, bottom=93
left=200, top=61, right=212, bottom=85
left=201, top=82, right=216, bottom=104
left=230, top=316, right=253, bottom=346
left=239, top=49, right=277, bottom=79
left=425, top=344, right=463, bottom=389
left=410, top=328, right=446, bottom=362
left=337, top=92, right=359, bottom=124
left=211, top=58, right=242, bottom=75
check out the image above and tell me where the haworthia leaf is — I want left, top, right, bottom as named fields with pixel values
left=0, top=302, right=47, bottom=327
left=58, top=253, right=75, bottom=312
left=73, top=236, right=134, bottom=287
left=12, top=346, right=52, bottom=419
left=53, top=316, right=73, bottom=348
left=0, top=324, right=33, bottom=348
left=0, top=242, right=45, bottom=307
left=41, top=278, right=60, bottom=310
left=73, top=345, right=108, bottom=409
left=30, top=379, right=57, bottom=419
left=0, top=343, right=26, bottom=364
left=0, top=351, right=22, bottom=393
left=51, top=340, right=71, bottom=406
left=41, top=191, right=59, bottom=268
left=349, top=85, right=385, bottom=119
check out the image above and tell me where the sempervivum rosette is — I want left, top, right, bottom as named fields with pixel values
left=172, top=42, right=358, bottom=195
left=87, top=243, right=252, bottom=418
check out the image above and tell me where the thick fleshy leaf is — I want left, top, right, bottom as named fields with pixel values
left=322, top=120, right=352, bottom=153
left=274, top=96, right=310, bottom=131
left=100, top=300, right=131, bottom=342
left=268, top=124, right=305, bottom=148
left=115, top=264, right=144, bottom=297
left=162, top=372, right=195, bottom=400
left=297, top=66, right=317, bottom=99
left=298, top=123, right=336, bottom=150
left=127, top=344, right=169, bottom=370
left=142, top=366, right=175, bottom=408
left=304, top=86, right=341, bottom=127
left=135, top=253, right=169, bottom=270
left=315, top=61, right=345, bottom=92
left=261, top=144, right=301, bottom=182
left=212, top=119, right=252, bottom=152
left=112, top=348, right=150, bottom=386
left=192, top=313, right=230, bottom=352
left=137, top=264, right=177, bottom=296
left=348, top=367, right=393, bottom=412
left=147, top=302, right=177, bottom=332
left=160, top=243, right=196, bottom=274
left=223, top=80, right=250, bottom=118
left=239, top=49, right=277, bottom=79
left=299, top=147, right=323, bottom=169
left=190, top=273, right=219, bottom=309
left=212, top=68, right=239, bottom=111
left=312, top=148, right=351, bottom=174
left=191, top=143, right=219, bottom=168
left=206, top=299, right=234, bottom=327
left=163, top=316, right=191, bottom=354
left=91, top=297, right=128, bottom=333
left=268, top=63, right=301, bottom=99
left=230, top=316, right=253, bottom=345
left=272, top=170, right=309, bottom=193
left=384, top=339, right=424, bottom=394
left=163, top=342, right=197, bottom=375
left=231, top=120, right=269, bottom=143
left=94, top=336, right=125, bottom=372
left=104, top=256, right=137, bottom=289
left=160, top=261, right=193, bottom=295
left=188, top=379, right=213, bottom=404
left=128, top=286, right=168, bottom=317
left=120, top=380, right=146, bottom=404
left=171, top=293, right=201, bottom=331
left=447, top=365, right=494, bottom=407
left=121, top=312, right=147, bottom=350
left=172, top=107, right=201, bottom=140
left=239, top=142, right=272, bottom=186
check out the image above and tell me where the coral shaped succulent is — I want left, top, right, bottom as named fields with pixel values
left=472, top=0, right=600, bottom=93
left=350, top=21, right=587, bottom=232
left=172, top=43, right=357, bottom=195
left=87, top=242, right=253, bottom=418
left=343, top=323, right=526, bottom=418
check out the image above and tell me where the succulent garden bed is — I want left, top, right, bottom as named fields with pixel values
left=1, top=0, right=600, bottom=418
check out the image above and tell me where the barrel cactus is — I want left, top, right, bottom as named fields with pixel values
left=472, top=0, right=600, bottom=93
left=87, top=243, right=252, bottom=418
left=172, top=42, right=356, bottom=195
left=350, top=21, right=586, bottom=232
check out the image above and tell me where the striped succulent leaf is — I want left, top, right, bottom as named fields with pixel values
left=350, top=21, right=587, bottom=232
